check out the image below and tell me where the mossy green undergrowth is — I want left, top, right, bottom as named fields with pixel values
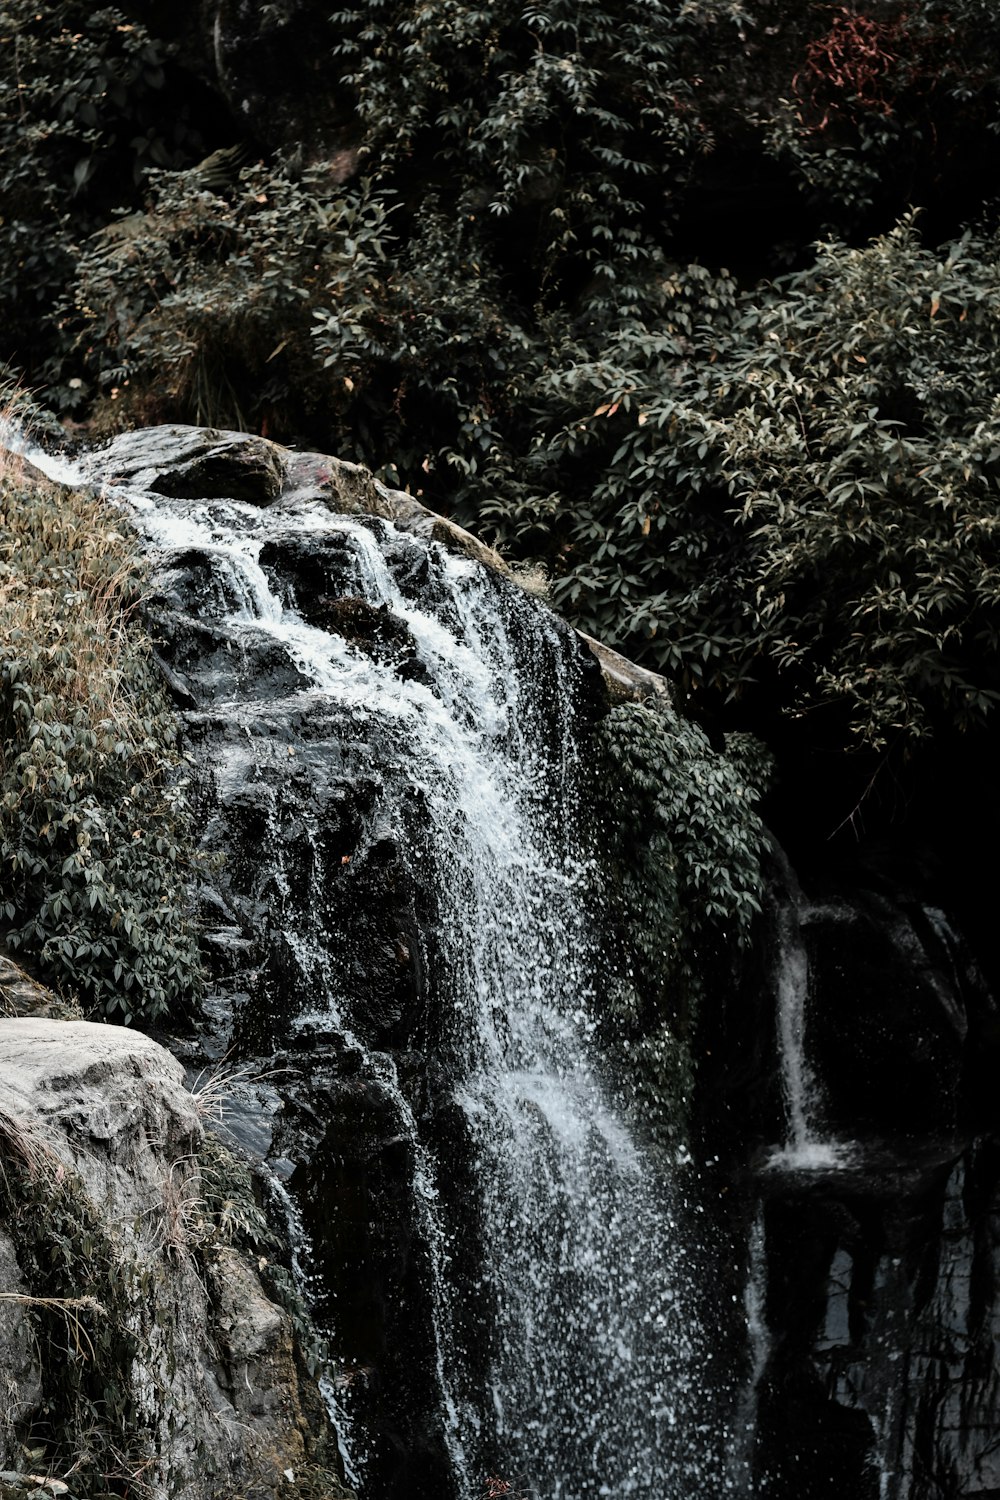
left=0, top=467, right=201, bottom=1021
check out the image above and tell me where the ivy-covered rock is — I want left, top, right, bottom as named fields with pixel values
left=595, top=696, right=771, bottom=1135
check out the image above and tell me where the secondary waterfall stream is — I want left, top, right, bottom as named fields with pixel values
left=43, top=432, right=732, bottom=1499
left=768, top=866, right=854, bottom=1173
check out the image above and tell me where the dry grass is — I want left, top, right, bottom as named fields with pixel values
left=188, top=1054, right=294, bottom=1122
left=0, top=1292, right=107, bottom=1361
left=0, top=394, right=28, bottom=487
left=0, top=367, right=150, bottom=759
left=0, top=479, right=144, bottom=729
left=0, top=1105, right=65, bottom=1191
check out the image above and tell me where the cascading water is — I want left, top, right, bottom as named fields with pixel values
left=730, top=1206, right=769, bottom=1491
left=768, top=866, right=853, bottom=1171
left=15, top=424, right=1000, bottom=1500
left=52, top=431, right=734, bottom=1500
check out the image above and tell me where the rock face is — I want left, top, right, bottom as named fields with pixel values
left=0, top=1015, right=347, bottom=1500
left=67, top=421, right=1000, bottom=1498
left=80, top=422, right=630, bottom=1499
left=701, top=851, right=1000, bottom=1500
left=86, top=424, right=666, bottom=706
left=0, top=1230, right=41, bottom=1470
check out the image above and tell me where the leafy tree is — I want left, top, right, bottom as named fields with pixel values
left=0, top=0, right=215, bottom=400
left=486, top=216, right=1000, bottom=751
left=8, top=0, right=1000, bottom=772
left=596, top=696, right=770, bottom=1134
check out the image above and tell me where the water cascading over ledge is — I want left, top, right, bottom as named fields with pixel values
left=72, top=426, right=736, bottom=1500
left=13, top=421, right=1000, bottom=1499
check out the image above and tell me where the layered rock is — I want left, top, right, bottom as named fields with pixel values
left=85, top=423, right=667, bottom=706
left=701, top=853, right=1000, bottom=1500
left=0, top=1013, right=349, bottom=1500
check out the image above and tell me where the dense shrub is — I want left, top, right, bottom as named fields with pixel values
left=6, top=0, right=1000, bottom=775
left=66, top=161, right=388, bottom=437
left=760, top=0, right=1000, bottom=229
left=0, top=1, right=212, bottom=401
left=489, top=217, right=1000, bottom=750
left=595, top=695, right=770, bottom=1132
left=0, top=464, right=201, bottom=1020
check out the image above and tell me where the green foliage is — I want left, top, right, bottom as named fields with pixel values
left=760, top=1, right=1000, bottom=227
left=497, top=218, right=1000, bottom=749
left=197, top=1132, right=276, bottom=1252
left=0, top=472, right=202, bottom=1021
left=68, top=160, right=531, bottom=492
left=66, top=162, right=388, bottom=437
left=329, top=0, right=709, bottom=302
left=595, top=695, right=769, bottom=1132
left=8, top=0, right=1000, bottom=771
left=0, top=1, right=207, bottom=400
left=52, top=1, right=719, bottom=465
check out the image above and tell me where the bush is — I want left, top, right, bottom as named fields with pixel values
left=10, top=0, right=1000, bottom=772
left=0, top=1, right=210, bottom=402
left=760, top=0, right=1000, bottom=229
left=0, top=468, right=202, bottom=1021
left=65, top=160, right=388, bottom=438
left=490, top=216, right=1000, bottom=751
left=595, top=696, right=769, bottom=1132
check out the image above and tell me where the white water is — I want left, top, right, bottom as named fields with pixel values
left=268, top=1175, right=362, bottom=1490
left=0, top=420, right=83, bottom=486
left=45, top=448, right=723, bottom=1495
left=730, top=1205, right=770, bottom=1490
left=768, top=876, right=854, bottom=1173
left=7, top=428, right=730, bottom=1493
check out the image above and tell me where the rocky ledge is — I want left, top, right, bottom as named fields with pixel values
left=83, top=423, right=668, bottom=705
left=0, top=1012, right=350, bottom=1500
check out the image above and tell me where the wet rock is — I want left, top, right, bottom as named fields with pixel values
left=151, top=612, right=314, bottom=705
left=259, top=532, right=369, bottom=604
left=306, top=597, right=427, bottom=681
left=805, top=893, right=978, bottom=1139
left=703, top=849, right=1000, bottom=1500
left=81, top=425, right=665, bottom=705
left=752, top=1140, right=1000, bottom=1499
left=83, top=424, right=285, bottom=503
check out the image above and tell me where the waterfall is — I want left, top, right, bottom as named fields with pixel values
left=768, top=866, right=853, bottom=1171
left=19, top=434, right=729, bottom=1499
left=10, top=426, right=1000, bottom=1500
left=267, top=1174, right=363, bottom=1491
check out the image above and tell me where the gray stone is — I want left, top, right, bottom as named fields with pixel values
left=83, top=424, right=669, bottom=705
left=0, top=1018, right=340, bottom=1500
left=0, top=1234, right=41, bottom=1467
left=82, top=425, right=285, bottom=504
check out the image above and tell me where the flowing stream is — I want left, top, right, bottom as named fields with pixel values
left=31, top=435, right=732, bottom=1499
left=768, top=866, right=853, bottom=1172
left=12, top=426, right=1000, bottom=1499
